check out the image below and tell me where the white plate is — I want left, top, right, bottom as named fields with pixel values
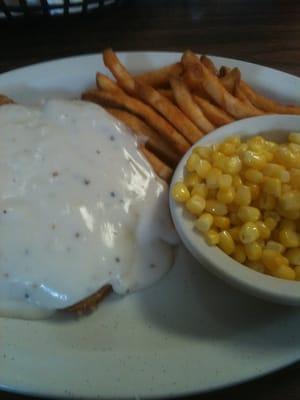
left=0, top=52, right=300, bottom=399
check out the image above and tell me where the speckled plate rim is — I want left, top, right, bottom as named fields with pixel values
left=0, top=52, right=300, bottom=399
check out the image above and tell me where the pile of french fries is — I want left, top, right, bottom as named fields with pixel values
left=82, top=49, right=300, bottom=182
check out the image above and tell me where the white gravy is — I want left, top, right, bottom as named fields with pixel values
left=0, top=100, right=178, bottom=319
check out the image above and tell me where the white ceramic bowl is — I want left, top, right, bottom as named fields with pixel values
left=170, top=115, right=300, bottom=306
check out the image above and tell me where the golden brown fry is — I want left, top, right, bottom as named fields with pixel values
left=135, top=80, right=203, bottom=144
left=219, top=67, right=241, bottom=94
left=82, top=89, right=190, bottom=155
left=0, top=94, right=14, bottom=105
left=240, top=81, right=300, bottom=115
left=235, top=85, right=264, bottom=114
left=157, top=89, right=174, bottom=102
left=219, top=66, right=231, bottom=78
left=199, top=63, right=263, bottom=118
left=193, top=95, right=234, bottom=126
left=106, top=108, right=180, bottom=167
left=96, top=72, right=121, bottom=92
left=140, top=146, right=173, bottom=183
left=135, top=63, right=183, bottom=88
left=170, top=76, right=214, bottom=134
left=103, top=48, right=136, bottom=95
left=200, top=55, right=218, bottom=75
left=181, top=50, right=201, bottom=69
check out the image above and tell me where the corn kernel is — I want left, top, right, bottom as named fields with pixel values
left=205, top=168, right=222, bottom=189
left=184, top=172, right=199, bottom=189
left=218, top=230, right=235, bottom=255
left=232, top=244, right=246, bottom=263
left=248, top=184, right=260, bottom=201
left=244, top=241, right=262, bottom=261
left=191, top=183, right=208, bottom=198
left=242, top=150, right=266, bottom=169
left=265, top=240, right=285, bottom=253
left=239, top=222, right=260, bottom=244
left=207, top=188, right=218, bottom=199
left=263, top=150, right=274, bottom=162
left=228, top=226, right=240, bottom=241
left=295, top=266, right=300, bottom=281
left=273, top=264, right=296, bottom=280
left=246, top=261, right=265, bottom=273
left=263, top=177, right=281, bottom=197
left=279, top=229, right=299, bottom=248
left=232, top=175, right=243, bottom=187
left=205, top=229, right=219, bottom=245
left=218, top=141, right=236, bottom=156
left=288, top=143, right=300, bottom=153
left=259, top=194, right=276, bottom=210
left=262, top=163, right=290, bottom=183
left=279, top=219, right=297, bottom=231
left=186, top=153, right=200, bottom=172
left=218, top=174, right=232, bottom=188
left=275, top=146, right=300, bottom=168
left=290, top=169, right=300, bottom=189
left=212, top=151, right=227, bottom=170
left=261, top=249, right=289, bottom=273
left=186, top=195, right=206, bottom=216
left=214, top=216, right=230, bottom=229
left=256, top=221, right=271, bottom=240
left=205, top=199, right=228, bottom=216
left=172, top=182, right=190, bottom=203
left=278, top=207, right=300, bottom=220
left=193, top=145, right=212, bottom=160
left=234, top=185, right=251, bottom=206
left=217, top=186, right=235, bottom=204
left=237, top=206, right=261, bottom=222
left=195, top=213, right=214, bottom=233
left=223, top=156, right=242, bottom=174
left=248, top=136, right=265, bottom=152
left=229, top=212, right=240, bottom=226
left=244, top=168, right=263, bottom=183
left=285, top=248, right=300, bottom=265
left=279, top=191, right=300, bottom=211
left=289, top=132, right=300, bottom=145
left=195, top=159, right=212, bottom=178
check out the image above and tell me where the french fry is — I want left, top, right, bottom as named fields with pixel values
left=170, top=76, right=214, bottom=133
left=219, top=66, right=231, bottom=78
left=240, top=81, right=300, bottom=115
left=235, top=85, right=264, bottom=114
left=82, top=89, right=190, bottom=155
left=199, top=62, right=263, bottom=118
left=135, top=63, right=183, bottom=88
left=96, top=72, right=121, bottom=92
left=181, top=50, right=201, bottom=69
left=193, top=95, right=234, bottom=126
left=200, top=55, right=218, bottom=75
left=135, top=80, right=204, bottom=143
left=106, top=108, right=180, bottom=167
left=0, top=94, right=14, bottom=105
left=157, top=89, right=174, bottom=102
left=139, top=146, right=173, bottom=182
left=219, top=67, right=241, bottom=94
left=103, top=48, right=136, bottom=95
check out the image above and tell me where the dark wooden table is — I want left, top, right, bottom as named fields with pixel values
left=0, top=0, right=300, bottom=399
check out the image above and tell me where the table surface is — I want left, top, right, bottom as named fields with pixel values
left=0, top=0, right=300, bottom=399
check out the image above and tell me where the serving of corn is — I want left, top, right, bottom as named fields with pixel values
left=172, top=133, right=300, bottom=281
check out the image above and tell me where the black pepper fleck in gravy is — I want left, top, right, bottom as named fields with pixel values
left=115, top=257, right=120, bottom=263
left=110, top=191, right=116, bottom=198
left=84, top=178, right=91, bottom=185
left=110, top=135, right=115, bottom=141
left=24, top=293, right=30, bottom=299
left=3, top=209, right=7, bottom=214
left=96, top=150, right=101, bottom=155
left=75, top=232, right=80, bottom=238
left=150, top=263, right=156, bottom=269
left=52, top=171, right=59, bottom=177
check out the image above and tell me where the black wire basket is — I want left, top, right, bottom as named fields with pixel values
left=0, top=0, right=119, bottom=17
